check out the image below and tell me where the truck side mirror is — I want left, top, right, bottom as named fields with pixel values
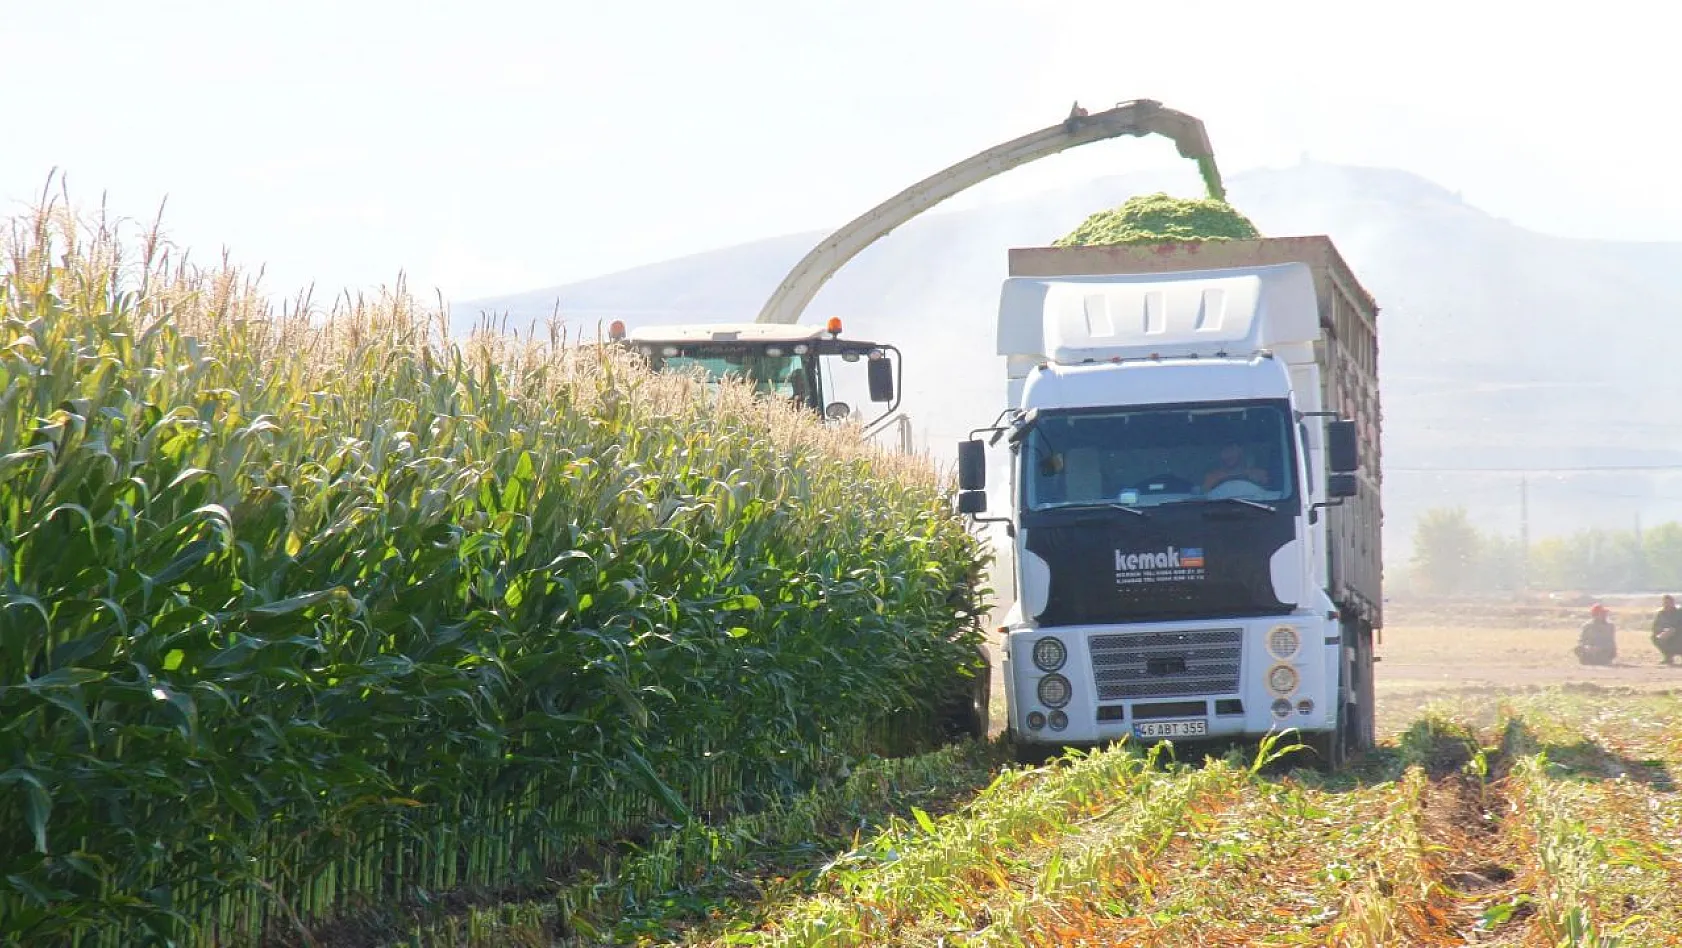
left=957, top=439, right=986, bottom=491
left=957, top=490, right=988, bottom=514
left=1327, top=473, right=1358, bottom=499
left=867, top=355, right=894, bottom=403
left=1327, top=420, right=1358, bottom=474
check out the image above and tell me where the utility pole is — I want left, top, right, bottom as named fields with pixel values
left=1636, top=510, right=1646, bottom=592
left=1519, top=475, right=1530, bottom=592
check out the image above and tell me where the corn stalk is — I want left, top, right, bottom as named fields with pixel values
left=0, top=198, right=988, bottom=945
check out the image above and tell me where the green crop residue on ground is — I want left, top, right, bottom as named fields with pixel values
left=1053, top=192, right=1261, bottom=247
left=641, top=689, right=1682, bottom=948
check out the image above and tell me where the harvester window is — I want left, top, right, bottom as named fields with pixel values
left=783, top=363, right=823, bottom=411
left=653, top=351, right=818, bottom=407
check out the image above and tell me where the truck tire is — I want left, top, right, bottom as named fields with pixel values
left=1305, top=717, right=1347, bottom=772
left=1310, top=618, right=1374, bottom=770
left=938, top=644, right=991, bottom=743
left=1305, top=626, right=1353, bottom=771
left=967, top=651, right=992, bottom=740
left=1009, top=733, right=1051, bottom=766
left=1350, top=621, right=1377, bottom=753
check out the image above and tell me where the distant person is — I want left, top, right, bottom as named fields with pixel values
left=1652, top=595, right=1682, bottom=665
left=1574, top=603, right=1617, bottom=666
left=1203, top=443, right=1269, bottom=492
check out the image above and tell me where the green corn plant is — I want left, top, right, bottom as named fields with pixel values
left=0, top=198, right=987, bottom=945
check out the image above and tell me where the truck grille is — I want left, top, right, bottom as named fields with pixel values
left=1088, top=628, right=1243, bottom=701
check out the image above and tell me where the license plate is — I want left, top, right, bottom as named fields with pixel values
left=1134, top=720, right=1207, bottom=739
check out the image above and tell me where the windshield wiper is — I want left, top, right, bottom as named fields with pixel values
left=1200, top=497, right=1275, bottom=514
left=1035, top=501, right=1148, bottom=517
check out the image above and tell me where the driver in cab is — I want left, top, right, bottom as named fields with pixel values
left=785, top=365, right=811, bottom=408
left=1203, top=443, right=1269, bottom=493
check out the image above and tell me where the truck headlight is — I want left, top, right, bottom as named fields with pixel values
left=1266, top=624, right=1300, bottom=660
left=1032, top=636, right=1066, bottom=671
left=1266, top=663, right=1299, bottom=696
left=1037, top=673, right=1071, bottom=708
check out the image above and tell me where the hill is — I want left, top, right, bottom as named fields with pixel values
left=455, top=163, right=1682, bottom=557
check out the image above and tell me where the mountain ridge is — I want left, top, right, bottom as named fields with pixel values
left=452, top=162, right=1682, bottom=552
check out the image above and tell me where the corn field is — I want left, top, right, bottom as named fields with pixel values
left=0, top=199, right=989, bottom=945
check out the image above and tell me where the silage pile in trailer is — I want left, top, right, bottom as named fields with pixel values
left=0, top=204, right=987, bottom=944
left=1054, top=191, right=1261, bottom=246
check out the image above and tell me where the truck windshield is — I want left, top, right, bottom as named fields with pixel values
left=1022, top=402, right=1296, bottom=511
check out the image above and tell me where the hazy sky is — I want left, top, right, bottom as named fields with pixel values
left=4, top=1, right=1676, bottom=303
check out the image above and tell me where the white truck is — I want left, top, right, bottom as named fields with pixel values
left=956, top=237, right=1383, bottom=768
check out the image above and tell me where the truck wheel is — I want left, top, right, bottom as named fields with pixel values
left=1351, top=621, right=1377, bottom=753
left=966, top=654, right=992, bottom=740
left=938, top=645, right=991, bottom=743
left=1306, top=627, right=1354, bottom=772
left=943, top=681, right=987, bottom=741
left=1010, top=736, right=1051, bottom=766
left=1305, top=721, right=1347, bottom=772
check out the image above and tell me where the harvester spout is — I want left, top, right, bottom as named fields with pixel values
left=755, top=99, right=1226, bottom=325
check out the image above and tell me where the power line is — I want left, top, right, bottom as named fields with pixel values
left=1387, top=465, right=1682, bottom=473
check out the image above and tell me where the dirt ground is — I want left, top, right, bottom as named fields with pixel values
left=981, top=598, right=1682, bottom=734
left=1372, top=598, right=1682, bottom=690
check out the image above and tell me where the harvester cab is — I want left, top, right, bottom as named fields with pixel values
left=609, top=317, right=902, bottom=430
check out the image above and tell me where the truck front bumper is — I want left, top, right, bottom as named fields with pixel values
left=1003, top=615, right=1341, bottom=748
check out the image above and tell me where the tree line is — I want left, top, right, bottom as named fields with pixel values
left=1407, top=507, right=1682, bottom=595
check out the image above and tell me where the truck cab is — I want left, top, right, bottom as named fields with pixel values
left=611, top=318, right=901, bottom=426
left=958, top=238, right=1382, bottom=769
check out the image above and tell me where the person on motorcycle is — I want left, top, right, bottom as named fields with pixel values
left=1652, top=595, right=1682, bottom=665
left=1575, top=603, right=1617, bottom=666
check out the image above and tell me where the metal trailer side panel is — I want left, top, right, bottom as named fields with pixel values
left=1006, top=237, right=1384, bottom=628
